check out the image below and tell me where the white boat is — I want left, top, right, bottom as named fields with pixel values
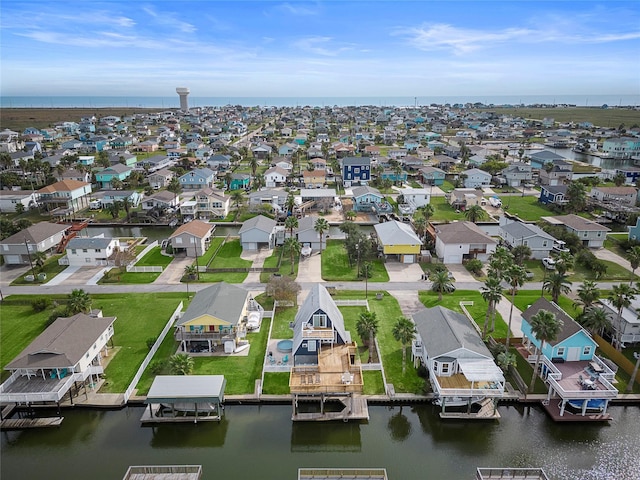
left=433, top=396, right=484, bottom=407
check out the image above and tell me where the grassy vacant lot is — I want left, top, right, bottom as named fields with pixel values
left=430, top=196, right=465, bottom=221
left=135, top=247, right=173, bottom=267
left=502, top=196, right=553, bottom=221
left=418, top=290, right=508, bottom=338
left=10, top=254, right=68, bottom=286
left=196, top=239, right=251, bottom=283
left=0, top=293, right=185, bottom=390
left=333, top=290, right=424, bottom=394
left=604, top=233, right=635, bottom=258
left=259, top=247, right=299, bottom=282
left=100, top=246, right=174, bottom=284
left=0, top=107, right=159, bottom=130
left=473, top=107, right=640, bottom=128
left=321, top=240, right=389, bottom=282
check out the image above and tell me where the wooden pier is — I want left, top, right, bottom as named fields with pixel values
left=439, top=398, right=501, bottom=420
left=541, top=400, right=612, bottom=423
left=292, top=395, right=369, bottom=422
left=0, top=416, right=63, bottom=430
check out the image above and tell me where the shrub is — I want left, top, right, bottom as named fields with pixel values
left=465, top=259, right=483, bottom=276
left=146, top=337, right=158, bottom=350
left=433, top=264, right=448, bottom=274
left=416, top=364, right=429, bottom=378
left=148, top=359, right=167, bottom=375
left=32, top=297, right=51, bottom=312
left=165, top=244, right=174, bottom=254
left=46, top=308, right=68, bottom=327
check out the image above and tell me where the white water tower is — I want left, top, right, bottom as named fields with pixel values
left=176, top=87, right=190, bottom=111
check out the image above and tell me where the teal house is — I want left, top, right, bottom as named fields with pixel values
left=628, top=217, right=640, bottom=242
left=381, top=169, right=408, bottom=183
left=229, top=173, right=251, bottom=191
left=95, top=164, right=132, bottom=189
left=419, top=166, right=445, bottom=186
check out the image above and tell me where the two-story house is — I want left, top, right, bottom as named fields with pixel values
left=462, top=168, right=492, bottom=188
left=502, top=162, right=533, bottom=188
left=95, top=164, right=132, bottom=189
left=341, top=157, right=371, bottom=187
left=0, top=222, right=69, bottom=265
left=434, top=221, right=497, bottom=264
left=539, top=160, right=573, bottom=186
left=65, top=236, right=120, bottom=266
left=543, top=214, right=610, bottom=248
left=147, top=168, right=175, bottom=190
left=179, top=168, right=216, bottom=190
left=168, top=220, right=215, bottom=257
left=499, top=218, right=559, bottom=259
left=419, top=166, right=446, bottom=186
left=37, top=180, right=92, bottom=214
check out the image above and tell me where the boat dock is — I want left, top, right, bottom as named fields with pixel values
left=541, top=400, right=612, bottom=423
left=439, top=398, right=501, bottom=420
left=292, top=395, right=369, bottom=422
left=140, top=404, right=222, bottom=424
left=0, top=416, right=63, bottom=430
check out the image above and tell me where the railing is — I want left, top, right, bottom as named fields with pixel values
left=175, top=331, right=235, bottom=342
left=546, top=375, right=618, bottom=400
left=476, top=467, right=549, bottom=480
left=123, top=466, right=202, bottom=480
left=334, top=299, right=369, bottom=307
left=299, top=469, right=387, bottom=480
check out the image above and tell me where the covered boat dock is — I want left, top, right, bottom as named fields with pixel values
left=141, top=375, right=225, bottom=424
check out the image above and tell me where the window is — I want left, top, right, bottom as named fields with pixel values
left=556, top=347, right=565, bottom=356
left=441, top=363, right=449, bottom=374
left=312, top=314, right=327, bottom=327
left=95, top=249, right=101, bottom=253
left=583, top=346, right=592, bottom=356
left=71, top=249, right=77, bottom=254
left=82, top=249, right=88, bottom=253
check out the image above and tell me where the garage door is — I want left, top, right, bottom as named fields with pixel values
left=402, top=255, right=414, bottom=264
left=445, top=255, right=462, bottom=264
left=4, top=255, right=22, bottom=264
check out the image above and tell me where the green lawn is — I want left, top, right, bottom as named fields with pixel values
left=510, top=347, right=548, bottom=394
left=362, top=370, right=385, bottom=395
left=259, top=247, right=299, bottom=282
left=271, top=305, right=297, bottom=339
left=440, top=180, right=455, bottom=192
left=568, top=260, right=637, bottom=283
left=10, top=254, right=68, bottom=286
left=501, top=196, right=553, bottom=221
left=100, top=268, right=162, bottom=284
left=604, top=234, right=629, bottom=258
left=418, top=290, right=508, bottom=338
left=197, top=237, right=226, bottom=266
left=430, top=196, right=466, bottom=221
left=321, top=240, right=389, bottom=282
left=333, top=291, right=424, bottom=394
left=196, top=239, right=251, bottom=283
left=261, top=372, right=291, bottom=394
left=135, top=246, right=173, bottom=267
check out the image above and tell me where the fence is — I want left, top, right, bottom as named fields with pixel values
left=123, top=301, right=183, bottom=403
left=126, top=265, right=163, bottom=273
left=593, top=334, right=640, bottom=383
left=334, top=299, right=369, bottom=307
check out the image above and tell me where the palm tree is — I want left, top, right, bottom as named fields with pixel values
left=574, top=280, right=600, bottom=313
left=481, top=276, right=503, bottom=337
left=430, top=270, right=455, bottom=301
left=283, top=237, right=301, bottom=275
left=356, top=311, right=379, bottom=363
left=169, top=353, right=194, bottom=375
left=314, top=217, right=329, bottom=252
left=511, top=244, right=531, bottom=266
left=543, top=272, right=572, bottom=303
left=285, top=192, right=296, bottom=214
left=284, top=216, right=298, bottom=238
left=626, top=246, right=640, bottom=285
left=345, top=210, right=356, bottom=221
left=413, top=216, right=427, bottom=245
left=527, top=309, right=563, bottom=393
left=420, top=204, right=435, bottom=224
left=488, top=246, right=513, bottom=279
left=504, top=264, right=526, bottom=350
left=32, top=251, right=47, bottom=272
left=581, top=307, right=610, bottom=337
left=249, top=156, right=258, bottom=178
left=67, top=289, right=92, bottom=315
left=392, top=316, right=416, bottom=374
left=554, top=251, right=574, bottom=275
left=464, top=204, right=486, bottom=223
left=608, top=283, right=638, bottom=350
left=167, top=177, right=181, bottom=203
left=122, top=197, right=131, bottom=222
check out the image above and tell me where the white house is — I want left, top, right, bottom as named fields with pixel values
left=398, top=187, right=431, bottom=209
left=0, top=190, right=38, bottom=213
left=463, top=168, right=492, bottom=189
left=264, top=166, right=288, bottom=188
left=65, top=236, right=120, bottom=266
left=434, top=221, right=497, bottom=264
left=542, top=214, right=610, bottom=248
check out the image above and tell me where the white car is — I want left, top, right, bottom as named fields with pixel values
left=542, top=257, right=556, bottom=270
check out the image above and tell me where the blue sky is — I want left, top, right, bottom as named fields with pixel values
left=1, top=1, right=638, bottom=97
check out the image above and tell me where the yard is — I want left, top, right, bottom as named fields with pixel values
left=194, top=237, right=225, bottom=267
left=196, top=238, right=251, bottom=283
left=320, top=240, right=389, bottom=282
left=501, top=195, right=553, bottom=222
left=10, top=254, right=68, bottom=286
left=100, top=246, right=174, bottom=284
left=429, top=196, right=465, bottom=221
left=259, top=246, right=299, bottom=282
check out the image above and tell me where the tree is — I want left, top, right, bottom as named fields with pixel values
left=285, top=192, right=296, bottom=214
left=511, top=244, right=532, bottom=266
left=430, top=270, right=455, bottom=301
left=122, top=197, right=131, bottom=222
left=110, top=178, right=124, bottom=191
left=419, top=204, right=434, bottom=224
left=566, top=182, right=587, bottom=213
left=283, top=237, right=301, bottom=275
left=543, top=272, right=572, bottom=303
left=497, top=351, right=517, bottom=371
left=167, top=177, right=181, bottom=203
left=504, top=264, right=526, bottom=350
left=392, top=316, right=416, bottom=374
left=107, top=200, right=122, bottom=219
left=625, top=352, right=640, bottom=393
left=488, top=246, right=513, bottom=279
left=67, top=289, right=92, bottom=315
left=169, top=353, right=194, bottom=375
left=356, top=311, right=379, bottom=363
left=413, top=216, right=427, bottom=245
left=231, top=190, right=244, bottom=210
left=554, top=251, right=574, bottom=276
left=249, top=156, right=258, bottom=178
left=345, top=209, right=356, bottom=221
left=613, top=172, right=627, bottom=187
left=574, top=280, right=600, bottom=313
left=265, top=275, right=301, bottom=304
left=284, top=216, right=298, bottom=237
left=528, top=309, right=563, bottom=393
left=481, top=276, right=503, bottom=337
left=32, top=251, right=47, bottom=272
left=581, top=307, right=610, bottom=337
left=608, top=283, right=638, bottom=350
left=626, top=246, right=640, bottom=285
left=464, top=204, right=486, bottom=223
left=314, top=217, right=329, bottom=252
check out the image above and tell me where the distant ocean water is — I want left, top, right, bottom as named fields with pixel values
left=1, top=95, right=639, bottom=108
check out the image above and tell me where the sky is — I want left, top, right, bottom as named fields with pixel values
left=1, top=1, right=639, bottom=98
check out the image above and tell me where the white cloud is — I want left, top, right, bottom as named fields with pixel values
left=277, top=3, right=320, bottom=16
left=292, top=36, right=354, bottom=57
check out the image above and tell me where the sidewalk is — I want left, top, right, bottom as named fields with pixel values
left=296, top=251, right=323, bottom=283
left=494, top=296, right=524, bottom=337
left=242, top=249, right=271, bottom=284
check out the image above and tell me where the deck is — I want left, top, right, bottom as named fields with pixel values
left=292, top=395, right=369, bottom=422
left=122, top=465, right=202, bottom=480
left=290, top=345, right=363, bottom=395
left=439, top=398, right=501, bottom=420
left=0, top=416, right=63, bottom=430
left=298, top=468, right=387, bottom=480
left=541, top=400, right=612, bottom=423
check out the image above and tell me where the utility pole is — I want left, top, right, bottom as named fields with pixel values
left=24, top=238, right=34, bottom=273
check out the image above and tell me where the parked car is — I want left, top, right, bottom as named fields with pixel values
left=553, top=240, right=570, bottom=253
left=542, top=257, right=556, bottom=270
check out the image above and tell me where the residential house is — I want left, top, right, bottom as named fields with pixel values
left=539, top=185, right=568, bottom=206
left=295, top=215, right=324, bottom=251
left=302, top=170, right=326, bottom=188
left=142, top=190, right=180, bottom=211
left=614, top=167, right=640, bottom=185
left=434, top=221, right=497, bottom=264
left=374, top=220, right=422, bottom=263
left=95, top=190, right=141, bottom=208
left=411, top=306, right=505, bottom=411
left=543, top=214, right=610, bottom=248
left=380, top=169, right=408, bottom=184
left=187, top=188, right=230, bottom=219
left=279, top=143, right=298, bottom=156
left=502, top=162, right=534, bottom=188
left=433, top=154, right=456, bottom=171
left=602, top=137, right=640, bottom=159
left=168, top=220, right=215, bottom=257
left=590, top=186, right=637, bottom=207
left=0, top=222, right=69, bottom=265
left=539, top=160, right=573, bottom=186
left=462, top=168, right=492, bottom=188
left=108, top=151, right=137, bottom=167
left=174, top=282, right=262, bottom=354
left=628, top=217, right=640, bottom=241
left=179, top=168, right=216, bottom=190
left=248, top=189, right=289, bottom=212
left=251, top=144, right=272, bottom=160
left=95, top=164, right=132, bottom=189
left=238, top=215, right=279, bottom=251
left=341, top=157, right=371, bottom=187
left=207, top=154, right=232, bottom=171
left=37, top=180, right=92, bottom=214
left=65, top=236, right=120, bottom=267
left=135, top=138, right=160, bottom=153
left=447, top=188, right=485, bottom=211
left=521, top=298, right=618, bottom=417
left=351, top=186, right=384, bottom=212
left=136, top=155, right=171, bottom=173
left=56, top=168, right=91, bottom=183
left=499, top=218, right=558, bottom=259
left=310, top=158, right=327, bottom=171
left=0, top=190, right=38, bottom=213
left=599, top=298, right=640, bottom=347
left=0, top=312, right=116, bottom=406
left=419, top=166, right=446, bottom=186
left=274, top=159, right=293, bottom=172
left=398, top=187, right=431, bottom=209
left=264, top=166, right=288, bottom=188
left=229, top=173, right=251, bottom=191
left=147, top=168, right=174, bottom=190
left=529, top=151, right=566, bottom=169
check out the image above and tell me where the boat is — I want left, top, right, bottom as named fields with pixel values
left=564, top=399, right=606, bottom=414
left=433, top=396, right=484, bottom=407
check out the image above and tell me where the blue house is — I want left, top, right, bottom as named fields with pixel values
left=95, top=164, right=132, bottom=189
left=351, top=186, right=391, bottom=213
left=419, top=166, right=445, bottom=186
left=539, top=185, right=568, bottom=205
left=341, top=157, right=371, bottom=187
left=291, top=284, right=350, bottom=366
left=628, top=217, right=640, bottom=242
left=615, top=167, right=640, bottom=185
left=529, top=150, right=566, bottom=169
left=229, top=173, right=251, bottom=191
left=521, top=298, right=618, bottom=418
left=179, top=168, right=216, bottom=190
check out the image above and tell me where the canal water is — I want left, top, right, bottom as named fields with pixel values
left=2, top=404, right=638, bottom=480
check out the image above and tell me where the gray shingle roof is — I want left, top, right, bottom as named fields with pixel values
left=435, top=221, right=497, bottom=245
left=374, top=220, right=421, bottom=245
left=352, top=186, right=382, bottom=198
left=177, top=282, right=248, bottom=327
left=412, top=306, right=491, bottom=359
left=521, top=298, right=584, bottom=347
left=6, top=313, right=116, bottom=370
left=238, top=215, right=277, bottom=234
left=342, top=156, right=370, bottom=166
left=0, top=222, right=68, bottom=245
left=67, top=236, right=114, bottom=250
left=500, top=222, right=556, bottom=241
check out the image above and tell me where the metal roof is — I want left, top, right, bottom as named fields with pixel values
left=374, top=220, right=421, bottom=246
left=145, top=375, right=226, bottom=403
left=177, top=282, right=248, bottom=327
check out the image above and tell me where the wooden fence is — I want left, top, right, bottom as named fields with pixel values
left=593, top=334, right=640, bottom=383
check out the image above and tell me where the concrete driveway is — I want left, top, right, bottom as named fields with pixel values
left=296, top=251, right=323, bottom=283
left=384, top=261, right=423, bottom=282
left=154, top=256, right=194, bottom=284
left=594, top=247, right=633, bottom=273
left=56, top=266, right=107, bottom=286
left=447, top=264, right=477, bottom=283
